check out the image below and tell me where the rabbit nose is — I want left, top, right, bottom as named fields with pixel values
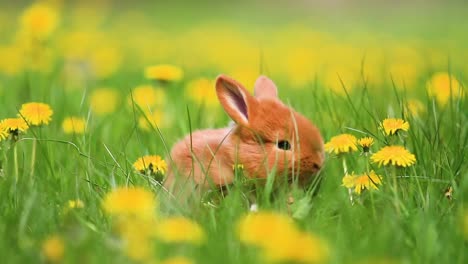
left=312, top=162, right=322, bottom=172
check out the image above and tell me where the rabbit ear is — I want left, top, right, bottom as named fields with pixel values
left=216, top=74, right=256, bottom=126
left=254, top=75, right=278, bottom=99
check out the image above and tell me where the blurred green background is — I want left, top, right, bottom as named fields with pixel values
left=0, top=1, right=467, bottom=264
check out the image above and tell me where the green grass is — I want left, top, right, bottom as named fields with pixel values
left=1, top=2, right=468, bottom=264
left=1, top=67, right=466, bottom=263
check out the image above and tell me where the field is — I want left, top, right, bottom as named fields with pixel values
left=0, top=1, right=467, bottom=264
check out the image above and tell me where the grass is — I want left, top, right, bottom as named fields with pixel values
left=0, top=2, right=467, bottom=264
left=1, top=69, right=466, bottom=264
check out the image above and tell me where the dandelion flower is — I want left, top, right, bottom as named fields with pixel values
left=371, top=145, right=416, bottom=167
left=0, top=123, right=8, bottom=141
left=19, top=102, right=53, bottom=126
left=238, top=212, right=297, bottom=247
left=89, top=46, right=122, bottom=79
left=125, top=236, right=153, bottom=262
left=128, top=85, right=166, bottom=110
left=103, top=187, right=158, bottom=262
left=89, top=88, right=120, bottom=115
left=263, top=231, right=329, bottom=264
left=358, top=137, right=374, bottom=153
left=341, top=174, right=355, bottom=189
left=157, top=217, right=205, bottom=245
left=114, top=215, right=157, bottom=262
left=0, top=118, right=29, bottom=138
left=0, top=45, right=25, bottom=76
left=144, top=64, right=183, bottom=82
left=354, top=173, right=381, bottom=193
left=20, top=3, right=58, bottom=40
left=381, top=118, right=409, bottom=136
left=138, top=110, right=167, bottom=131
left=185, top=78, right=218, bottom=107
left=68, top=199, right=84, bottom=209
left=133, top=155, right=167, bottom=175
left=426, top=72, right=464, bottom=106
left=238, top=212, right=329, bottom=263
left=342, top=171, right=382, bottom=194
left=102, top=187, right=156, bottom=219
left=324, top=134, right=358, bottom=154
left=42, top=235, right=64, bottom=263
left=62, top=117, right=86, bottom=134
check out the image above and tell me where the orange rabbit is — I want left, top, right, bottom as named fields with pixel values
left=164, top=75, right=324, bottom=196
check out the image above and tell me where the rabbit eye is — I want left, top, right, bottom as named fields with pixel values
left=277, top=140, right=291, bottom=150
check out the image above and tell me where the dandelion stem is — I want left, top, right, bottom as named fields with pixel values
left=391, top=166, right=401, bottom=216
left=364, top=153, right=377, bottom=218
left=342, top=156, right=348, bottom=174
left=30, top=138, right=36, bottom=179
left=342, top=156, right=353, bottom=204
left=14, top=143, right=18, bottom=182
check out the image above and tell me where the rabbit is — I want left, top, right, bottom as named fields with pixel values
left=164, top=74, right=324, bottom=198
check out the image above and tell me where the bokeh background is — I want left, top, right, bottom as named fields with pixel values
left=1, top=1, right=467, bottom=263
left=1, top=0, right=467, bottom=135
left=1, top=0, right=467, bottom=91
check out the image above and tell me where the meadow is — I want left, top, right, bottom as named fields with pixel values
left=0, top=1, right=467, bottom=264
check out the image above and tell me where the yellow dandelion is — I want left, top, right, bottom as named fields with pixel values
left=238, top=212, right=329, bottom=263
left=114, top=216, right=157, bottom=262
left=358, top=137, right=374, bottom=153
left=238, top=212, right=297, bottom=247
left=144, top=64, right=183, bottom=82
left=89, top=88, right=120, bottom=116
left=138, top=110, right=167, bottom=131
left=68, top=199, right=85, bottom=209
left=354, top=171, right=382, bottom=194
left=124, top=235, right=153, bottom=262
left=102, top=186, right=156, bottom=219
left=341, top=174, right=355, bottom=189
left=381, top=118, right=409, bottom=136
left=156, top=217, right=205, bottom=245
left=20, top=3, right=58, bottom=40
left=128, top=85, right=166, bottom=110
left=62, top=117, right=86, bottom=134
left=324, top=133, right=358, bottom=154
left=0, top=118, right=29, bottom=137
left=263, top=230, right=329, bottom=264
left=88, top=46, right=122, bottom=79
left=116, top=216, right=157, bottom=240
left=426, top=72, right=464, bottom=106
left=133, top=155, right=167, bottom=175
left=371, top=145, right=416, bottom=167
left=0, top=123, right=8, bottom=141
left=42, top=235, right=64, bottom=263
left=342, top=171, right=382, bottom=194
left=161, top=256, right=194, bottom=264
left=0, top=45, right=25, bottom=76
left=19, top=102, right=53, bottom=126
left=185, top=78, right=218, bottom=107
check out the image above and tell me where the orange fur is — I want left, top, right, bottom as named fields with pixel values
left=164, top=75, right=324, bottom=195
